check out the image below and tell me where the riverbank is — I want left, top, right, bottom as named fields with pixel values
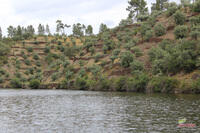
left=1, top=75, right=200, bottom=94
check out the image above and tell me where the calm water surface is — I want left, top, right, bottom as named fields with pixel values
left=0, top=89, right=199, bottom=133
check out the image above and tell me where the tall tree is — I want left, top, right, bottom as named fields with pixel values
left=99, top=23, right=108, bottom=33
left=86, top=25, right=93, bottom=36
left=126, top=0, right=148, bottom=20
left=152, top=0, right=168, bottom=11
left=38, top=24, right=45, bottom=35
left=72, top=23, right=84, bottom=37
left=7, top=26, right=15, bottom=38
left=46, top=24, right=51, bottom=35
left=27, top=25, right=35, bottom=35
left=56, top=20, right=64, bottom=35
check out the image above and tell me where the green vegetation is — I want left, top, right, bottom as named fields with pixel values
left=0, top=0, right=200, bottom=94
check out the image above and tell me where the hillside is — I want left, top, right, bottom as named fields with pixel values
left=0, top=1, right=200, bottom=93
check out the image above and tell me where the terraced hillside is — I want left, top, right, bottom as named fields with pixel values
left=0, top=2, right=200, bottom=93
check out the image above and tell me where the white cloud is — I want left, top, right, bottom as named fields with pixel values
left=0, top=0, right=179, bottom=36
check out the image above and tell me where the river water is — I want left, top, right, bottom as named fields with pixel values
left=0, top=89, right=199, bottom=133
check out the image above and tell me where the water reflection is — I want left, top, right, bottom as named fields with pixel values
left=0, top=90, right=199, bottom=133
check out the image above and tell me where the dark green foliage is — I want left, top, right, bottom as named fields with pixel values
left=149, top=40, right=198, bottom=74
left=174, top=25, right=188, bottom=39
left=10, top=78, right=22, bottom=88
left=112, top=49, right=121, bottom=56
left=173, top=11, right=186, bottom=25
left=25, top=59, right=31, bottom=65
left=57, top=41, right=62, bottom=45
left=130, top=60, right=144, bottom=73
left=27, top=47, right=33, bottom=52
left=0, top=77, right=3, bottom=83
left=127, top=73, right=149, bottom=92
left=75, top=77, right=88, bottom=90
left=154, top=23, right=166, bottom=36
left=95, top=53, right=103, bottom=62
left=51, top=72, right=59, bottom=81
left=78, top=68, right=86, bottom=77
left=193, top=0, right=200, bottom=12
left=29, top=79, right=40, bottom=89
left=114, top=76, right=127, bottom=91
left=140, top=23, right=151, bottom=38
left=147, top=76, right=178, bottom=93
left=44, top=46, right=50, bottom=53
left=120, top=51, right=134, bottom=68
left=131, top=47, right=143, bottom=57
left=0, top=42, right=10, bottom=56
left=144, top=30, right=153, bottom=41
left=166, top=2, right=178, bottom=16
left=190, top=15, right=200, bottom=26
left=33, top=53, right=39, bottom=60
left=191, top=79, right=200, bottom=93
left=190, top=26, right=200, bottom=40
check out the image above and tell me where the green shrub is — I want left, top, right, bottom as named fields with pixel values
left=57, top=41, right=62, bottom=45
left=25, top=59, right=31, bottom=65
left=144, top=30, right=153, bottom=41
left=174, top=25, right=188, bottom=39
left=140, top=23, right=151, bottom=38
left=127, top=73, right=149, bottom=92
left=112, top=49, right=121, bottom=56
left=166, top=3, right=178, bottom=16
left=190, top=15, right=200, bottom=26
left=51, top=73, right=59, bottom=81
left=124, top=41, right=135, bottom=50
left=44, top=46, right=50, bottom=53
left=120, top=51, right=134, bottom=68
left=75, top=77, right=88, bottom=90
left=190, top=26, right=200, bottom=40
left=36, top=61, right=41, bottom=67
left=10, top=78, right=22, bottom=88
left=193, top=0, right=200, bottom=12
left=191, top=79, right=200, bottom=93
left=33, top=53, right=39, bottom=60
left=29, top=79, right=40, bottom=89
left=27, top=47, right=33, bottom=52
left=95, top=53, right=103, bottom=62
left=110, top=55, right=118, bottom=64
left=154, top=23, right=166, bottom=36
left=147, top=76, right=178, bottom=93
left=130, top=60, right=144, bottom=73
left=173, top=10, right=186, bottom=25
left=0, top=42, right=10, bottom=56
left=131, top=47, right=143, bottom=57
left=114, top=76, right=127, bottom=91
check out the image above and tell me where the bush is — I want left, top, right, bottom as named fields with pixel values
left=190, top=15, right=200, bottom=26
left=147, top=76, right=178, bottom=93
left=29, top=79, right=40, bottom=89
left=144, top=30, right=153, bottom=41
left=95, top=53, right=103, bottom=63
left=27, top=47, right=33, bottom=52
left=190, top=26, right=200, bottom=40
left=130, top=60, right=144, bottom=73
left=120, top=51, right=134, bottom=68
left=124, top=41, right=135, bottom=50
left=191, top=79, right=200, bottom=93
left=193, top=0, right=200, bottom=12
left=33, top=53, right=39, bottom=60
left=131, top=47, right=143, bottom=57
left=174, top=25, right=188, bottom=39
left=173, top=11, right=186, bottom=25
left=75, top=77, right=88, bottom=90
left=44, top=46, right=50, bottom=53
left=112, top=49, right=121, bottom=56
left=51, top=73, right=59, bottom=81
left=166, top=3, right=178, bottom=16
left=0, top=42, right=10, bottom=56
left=127, top=73, right=149, bottom=92
left=154, top=23, right=166, bottom=36
left=10, top=78, right=22, bottom=88
left=140, top=23, right=151, bottom=38
left=25, top=59, right=31, bottom=65
left=114, top=76, right=127, bottom=91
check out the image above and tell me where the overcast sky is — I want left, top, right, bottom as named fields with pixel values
left=0, top=0, right=178, bottom=35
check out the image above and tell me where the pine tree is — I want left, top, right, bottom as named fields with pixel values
left=46, top=24, right=50, bottom=35
left=0, top=27, right=2, bottom=40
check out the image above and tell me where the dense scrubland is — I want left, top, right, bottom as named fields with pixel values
left=0, top=0, right=200, bottom=93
